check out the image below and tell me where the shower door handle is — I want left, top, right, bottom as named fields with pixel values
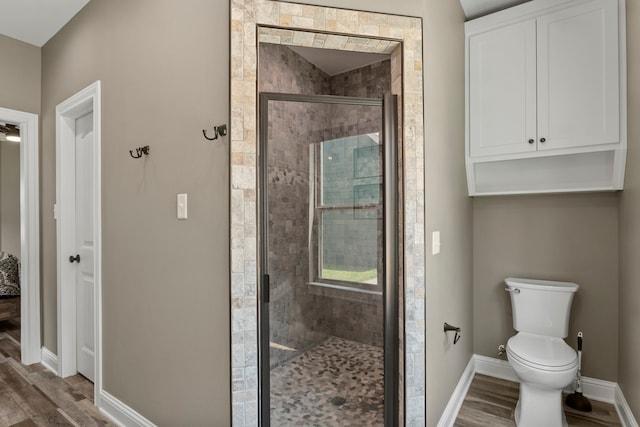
left=262, top=274, right=270, bottom=303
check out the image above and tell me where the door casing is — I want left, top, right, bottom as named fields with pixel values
left=0, top=107, right=40, bottom=365
left=55, top=81, right=102, bottom=404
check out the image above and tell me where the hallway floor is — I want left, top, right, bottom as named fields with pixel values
left=270, top=336, right=384, bottom=426
left=0, top=318, right=114, bottom=426
left=455, top=373, right=622, bottom=426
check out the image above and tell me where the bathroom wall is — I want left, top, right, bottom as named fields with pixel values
left=618, top=0, right=640, bottom=418
left=41, top=1, right=230, bottom=424
left=473, top=193, right=619, bottom=381
left=0, top=34, right=40, bottom=114
left=259, top=42, right=390, bottom=355
left=0, top=34, right=39, bottom=260
left=0, top=141, right=21, bottom=258
left=422, top=3, right=472, bottom=426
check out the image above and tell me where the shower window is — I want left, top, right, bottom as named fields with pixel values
left=311, top=133, right=382, bottom=290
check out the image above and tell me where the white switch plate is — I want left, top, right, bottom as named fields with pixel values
left=177, top=193, right=188, bottom=219
left=432, top=231, right=441, bottom=255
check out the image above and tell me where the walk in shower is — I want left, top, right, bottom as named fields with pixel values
left=258, top=92, right=399, bottom=426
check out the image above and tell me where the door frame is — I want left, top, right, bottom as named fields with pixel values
left=55, top=81, right=102, bottom=403
left=257, top=92, right=400, bottom=426
left=0, top=107, right=40, bottom=365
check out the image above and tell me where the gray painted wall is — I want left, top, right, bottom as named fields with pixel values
left=0, top=34, right=40, bottom=114
left=473, top=193, right=619, bottom=381
left=618, top=0, right=640, bottom=419
left=0, top=34, right=39, bottom=260
left=422, top=3, right=472, bottom=425
left=41, top=0, right=230, bottom=424
left=0, top=141, right=21, bottom=258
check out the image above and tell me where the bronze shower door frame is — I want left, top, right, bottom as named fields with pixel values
left=257, top=92, right=400, bottom=426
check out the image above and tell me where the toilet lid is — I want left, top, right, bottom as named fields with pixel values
left=507, top=333, right=577, bottom=371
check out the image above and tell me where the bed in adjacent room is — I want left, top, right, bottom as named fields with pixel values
left=0, top=252, right=20, bottom=320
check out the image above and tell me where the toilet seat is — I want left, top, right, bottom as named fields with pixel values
left=507, top=333, right=577, bottom=372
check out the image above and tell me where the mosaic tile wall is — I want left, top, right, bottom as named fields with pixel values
left=266, top=101, right=330, bottom=368
left=231, top=2, right=425, bottom=425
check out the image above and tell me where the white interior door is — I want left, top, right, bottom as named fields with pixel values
left=74, top=112, right=95, bottom=382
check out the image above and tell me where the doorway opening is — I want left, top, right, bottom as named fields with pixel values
left=0, top=107, right=40, bottom=366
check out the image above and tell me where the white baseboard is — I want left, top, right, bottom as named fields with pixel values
left=436, top=357, right=476, bottom=427
left=39, top=347, right=156, bottom=427
left=99, top=390, right=156, bottom=427
left=473, top=354, right=616, bottom=402
left=439, top=354, right=638, bottom=427
left=579, top=376, right=617, bottom=403
left=40, top=347, right=58, bottom=375
left=615, top=385, right=639, bottom=427
left=473, top=354, right=518, bottom=382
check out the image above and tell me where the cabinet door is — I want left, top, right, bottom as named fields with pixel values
left=537, top=0, right=619, bottom=151
left=469, top=20, right=537, bottom=157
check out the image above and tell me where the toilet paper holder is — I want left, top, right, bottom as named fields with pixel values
left=444, top=322, right=461, bottom=344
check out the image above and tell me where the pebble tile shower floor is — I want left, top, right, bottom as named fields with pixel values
left=270, top=336, right=384, bottom=426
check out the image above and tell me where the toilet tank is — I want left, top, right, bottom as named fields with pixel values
left=505, top=277, right=579, bottom=338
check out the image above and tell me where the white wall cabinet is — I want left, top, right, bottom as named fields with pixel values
left=465, top=0, right=626, bottom=195
left=469, top=20, right=537, bottom=157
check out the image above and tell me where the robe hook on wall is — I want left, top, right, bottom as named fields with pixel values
left=130, top=145, right=150, bottom=159
left=203, top=124, right=227, bottom=141
left=444, top=322, right=462, bottom=345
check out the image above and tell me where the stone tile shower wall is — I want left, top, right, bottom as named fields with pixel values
left=231, top=3, right=425, bottom=425
left=260, top=42, right=389, bottom=362
left=258, top=43, right=391, bottom=352
left=266, top=101, right=332, bottom=367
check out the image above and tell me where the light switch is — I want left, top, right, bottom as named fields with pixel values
left=432, top=231, right=441, bottom=255
left=177, top=193, right=188, bottom=219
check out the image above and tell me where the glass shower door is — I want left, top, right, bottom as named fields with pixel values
left=259, top=93, right=398, bottom=427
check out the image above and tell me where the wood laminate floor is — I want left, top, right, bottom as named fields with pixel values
left=0, top=318, right=115, bottom=426
left=455, top=374, right=622, bottom=426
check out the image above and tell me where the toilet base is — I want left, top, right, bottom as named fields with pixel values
left=514, top=383, right=568, bottom=427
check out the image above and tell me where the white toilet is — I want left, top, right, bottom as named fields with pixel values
left=505, top=277, right=579, bottom=427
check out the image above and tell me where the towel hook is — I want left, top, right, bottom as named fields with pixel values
left=444, top=322, right=462, bottom=345
left=129, top=145, right=150, bottom=159
left=203, top=124, right=227, bottom=141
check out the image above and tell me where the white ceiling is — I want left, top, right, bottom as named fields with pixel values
left=288, top=46, right=390, bottom=76
left=0, top=0, right=91, bottom=47
left=459, top=0, right=532, bottom=19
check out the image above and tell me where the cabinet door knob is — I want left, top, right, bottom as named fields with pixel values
left=528, top=139, right=534, bottom=144
left=540, top=137, right=546, bottom=143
